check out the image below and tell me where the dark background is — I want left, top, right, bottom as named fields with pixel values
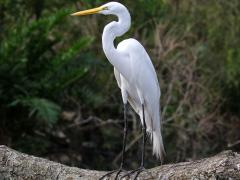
left=0, top=0, right=239, bottom=170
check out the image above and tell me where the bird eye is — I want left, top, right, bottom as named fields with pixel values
left=103, top=6, right=108, bottom=10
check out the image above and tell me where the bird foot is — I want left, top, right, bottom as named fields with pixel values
left=99, top=168, right=126, bottom=180
left=120, top=166, right=146, bottom=180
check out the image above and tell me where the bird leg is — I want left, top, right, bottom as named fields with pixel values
left=99, top=104, right=128, bottom=180
left=121, top=104, right=147, bottom=180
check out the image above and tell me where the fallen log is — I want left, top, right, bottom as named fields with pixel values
left=0, top=145, right=239, bottom=179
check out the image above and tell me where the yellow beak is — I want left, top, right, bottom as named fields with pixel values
left=71, top=6, right=105, bottom=16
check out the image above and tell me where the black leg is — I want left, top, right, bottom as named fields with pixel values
left=121, top=104, right=147, bottom=180
left=99, top=104, right=128, bottom=180
left=141, top=104, right=146, bottom=167
left=114, top=103, right=128, bottom=178
left=121, top=103, right=128, bottom=167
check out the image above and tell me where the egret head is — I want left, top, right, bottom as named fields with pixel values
left=71, top=2, right=127, bottom=17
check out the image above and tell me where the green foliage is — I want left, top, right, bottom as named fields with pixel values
left=10, top=97, right=61, bottom=128
left=226, top=48, right=240, bottom=87
left=0, top=7, right=95, bottom=123
left=0, top=1, right=103, bottom=154
left=192, top=0, right=240, bottom=113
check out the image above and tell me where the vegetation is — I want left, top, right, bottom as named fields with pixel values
left=0, top=0, right=239, bottom=170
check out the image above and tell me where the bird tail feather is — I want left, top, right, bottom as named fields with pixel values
left=152, top=129, right=165, bottom=163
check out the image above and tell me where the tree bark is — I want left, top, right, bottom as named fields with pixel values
left=0, top=145, right=239, bottom=180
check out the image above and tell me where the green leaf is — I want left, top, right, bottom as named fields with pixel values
left=18, top=97, right=61, bottom=127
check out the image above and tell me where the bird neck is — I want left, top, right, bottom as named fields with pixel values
left=102, top=9, right=131, bottom=77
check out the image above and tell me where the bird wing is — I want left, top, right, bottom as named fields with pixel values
left=117, top=38, right=161, bottom=117
left=114, top=67, right=140, bottom=114
left=114, top=67, right=121, bottom=88
left=117, top=38, right=164, bottom=160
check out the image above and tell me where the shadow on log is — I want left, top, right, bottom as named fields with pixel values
left=0, top=145, right=239, bottom=179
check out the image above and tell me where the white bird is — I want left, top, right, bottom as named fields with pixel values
left=71, top=2, right=165, bottom=179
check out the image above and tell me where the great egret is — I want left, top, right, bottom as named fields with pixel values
left=72, top=2, right=165, bottom=179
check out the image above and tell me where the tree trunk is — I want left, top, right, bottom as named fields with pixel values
left=0, top=145, right=239, bottom=179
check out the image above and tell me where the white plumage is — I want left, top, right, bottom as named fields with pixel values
left=115, top=38, right=165, bottom=160
left=71, top=1, right=165, bottom=162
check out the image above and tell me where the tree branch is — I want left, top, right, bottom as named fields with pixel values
left=0, top=145, right=239, bottom=179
